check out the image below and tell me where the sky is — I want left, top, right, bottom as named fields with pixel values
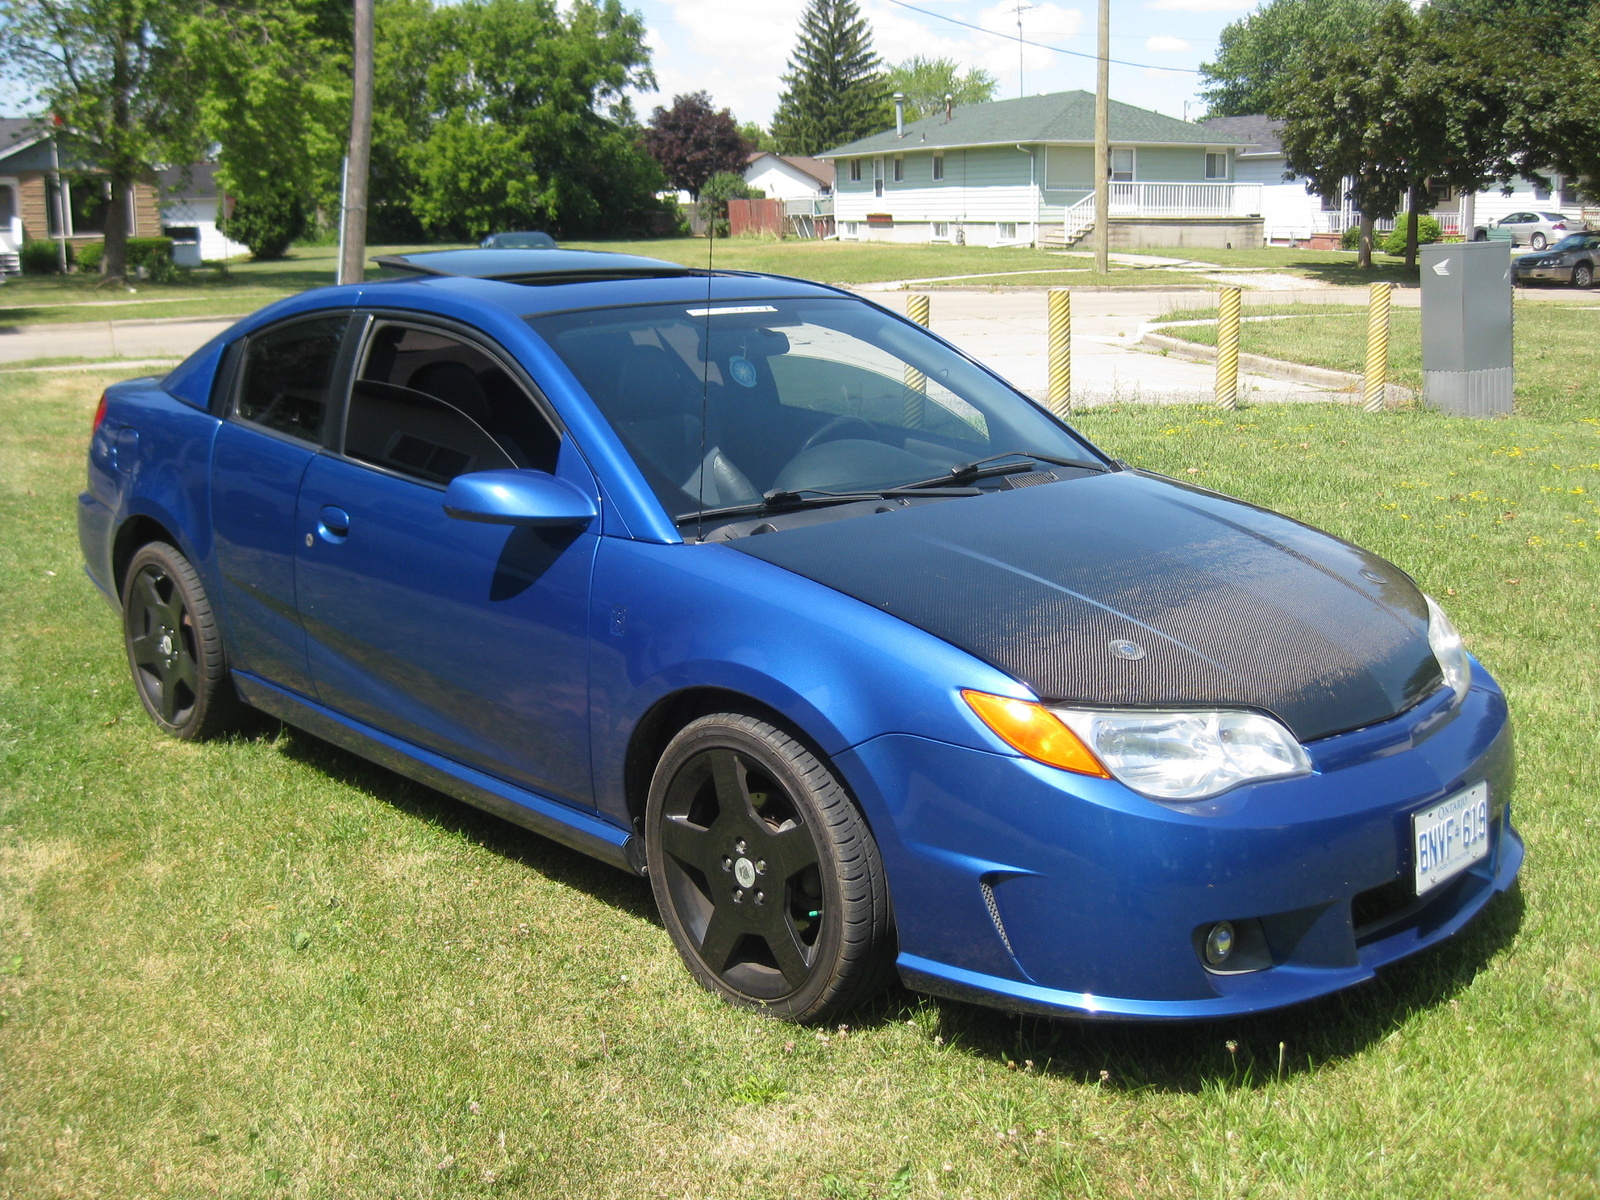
left=0, top=0, right=1258, bottom=125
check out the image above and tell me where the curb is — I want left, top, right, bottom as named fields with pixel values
left=1138, top=330, right=1414, bottom=405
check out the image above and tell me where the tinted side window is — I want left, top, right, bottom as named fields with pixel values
left=236, top=315, right=350, bottom=442
left=348, top=323, right=560, bottom=485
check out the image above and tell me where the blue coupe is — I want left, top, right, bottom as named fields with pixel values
left=78, top=249, right=1521, bottom=1023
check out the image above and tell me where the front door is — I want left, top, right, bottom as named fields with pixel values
left=292, top=319, right=599, bottom=810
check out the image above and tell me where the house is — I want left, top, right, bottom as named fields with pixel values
left=0, top=117, right=163, bottom=272
left=1199, top=113, right=1596, bottom=245
left=743, top=152, right=833, bottom=201
left=157, top=164, right=249, bottom=265
left=819, top=90, right=1258, bottom=250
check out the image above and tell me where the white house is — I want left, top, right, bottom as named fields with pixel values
left=743, top=152, right=833, bottom=202
left=1199, top=114, right=1596, bottom=244
left=157, top=164, right=248, bottom=264
left=819, top=90, right=1258, bottom=250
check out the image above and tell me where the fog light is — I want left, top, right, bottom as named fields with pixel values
left=1204, top=921, right=1235, bottom=966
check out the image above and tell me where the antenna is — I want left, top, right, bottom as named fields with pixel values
left=1008, top=1, right=1038, bottom=97
left=697, top=198, right=714, bottom=544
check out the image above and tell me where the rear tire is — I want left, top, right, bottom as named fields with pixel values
left=645, top=712, right=893, bottom=1023
left=123, top=542, right=246, bottom=740
left=1531, top=232, right=1548, bottom=250
left=1574, top=262, right=1594, bottom=289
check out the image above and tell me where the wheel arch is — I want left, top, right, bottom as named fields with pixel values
left=622, top=686, right=856, bottom=841
left=111, top=514, right=180, bottom=601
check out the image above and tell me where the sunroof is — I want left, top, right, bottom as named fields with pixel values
left=372, top=248, right=697, bottom=283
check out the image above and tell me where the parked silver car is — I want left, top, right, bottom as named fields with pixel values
left=1475, top=211, right=1588, bottom=250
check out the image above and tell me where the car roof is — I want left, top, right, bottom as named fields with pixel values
left=362, top=248, right=848, bottom=319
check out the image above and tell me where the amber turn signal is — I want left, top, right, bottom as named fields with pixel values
left=962, top=690, right=1111, bottom=778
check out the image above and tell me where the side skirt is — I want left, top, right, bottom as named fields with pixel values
left=234, top=671, right=647, bottom=876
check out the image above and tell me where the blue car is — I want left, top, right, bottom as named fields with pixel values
left=78, top=249, right=1521, bottom=1023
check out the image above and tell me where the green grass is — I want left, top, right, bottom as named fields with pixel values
left=1135, top=245, right=1463, bottom=287
left=3, top=372, right=1599, bottom=1197
left=1150, top=300, right=1600, bottom=421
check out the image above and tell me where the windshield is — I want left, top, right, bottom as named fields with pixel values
left=528, top=297, right=1103, bottom=520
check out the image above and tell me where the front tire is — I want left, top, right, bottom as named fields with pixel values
left=123, top=542, right=246, bottom=740
left=645, top=713, right=893, bottom=1022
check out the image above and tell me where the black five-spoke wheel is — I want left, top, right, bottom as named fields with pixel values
left=123, top=542, right=244, bottom=740
left=645, top=713, right=892, bottom=1022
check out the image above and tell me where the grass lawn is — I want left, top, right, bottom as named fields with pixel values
left=1136, top=245, right=1448, bottom=288
left=3, top=371, right=1598, bottom=1197
left=1150, top=299, right=1600, bottom=421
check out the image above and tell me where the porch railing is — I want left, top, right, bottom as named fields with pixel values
left=1310, top=211, right=1464, bottom=237
left=1107, top=181, right=1262, bottom=218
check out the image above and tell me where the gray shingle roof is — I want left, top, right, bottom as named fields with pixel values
left=820, top=90, right=1247, bottom=157
left=0, top=117, right=46, bottom=158
left=1197, top=115, right=1284, bottom=157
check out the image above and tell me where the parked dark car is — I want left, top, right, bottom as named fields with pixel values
left=480, top=231, right=557, bottom=250
left=1512, top=232, right=1600, bottom=287
left=78, top=248, right=1521, bottom=1024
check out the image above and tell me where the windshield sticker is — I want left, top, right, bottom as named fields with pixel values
left=684, top=305, right=778, bottom=316
left=727, top=356, right=758, bottom=388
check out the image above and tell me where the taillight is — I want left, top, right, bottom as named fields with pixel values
left=1553, top=222, right=1566, bottom=230
left=91, top=391, right=108, bottom=432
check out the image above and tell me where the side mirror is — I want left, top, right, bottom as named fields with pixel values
left=442, top=469, right=597, bottom=528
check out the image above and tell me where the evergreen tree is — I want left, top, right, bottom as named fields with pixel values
left=770, top=0, right=887, bottom=156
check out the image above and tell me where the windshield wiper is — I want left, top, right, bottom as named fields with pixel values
left=896, top=449, right=1108, bottom=490
left=677, top=485, right=982, bottom=526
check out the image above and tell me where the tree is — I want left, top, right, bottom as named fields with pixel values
left=770, top=0, right=887, bottom=156
left=644, top=92, right=750, bottom=199
left=0, top=0, right=205, bottom=279
left=883, top=56, right=996, bottom=122
left=1200, top=0, right=1386, bottom=117
left=371, top=0, right=667, bottom=239
left=738, top=121, right=778, bottom=153
left=697, top=170, right=758, bottom=237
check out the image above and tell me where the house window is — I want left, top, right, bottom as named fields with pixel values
left=932, top=222, right=950, bottom=240
left=1110, top=148, right=1134, bottom=182
left=873, top=158, right=884, bottom=198
left=841, top=221, right=860, bottom=238
left=1044, top=146, right=1088, bottom=191
left=1320, top=191, right=1340, bottom=212
left=932, top=154, right=944, bottom=181
left=893, top=155, right=904, bottom=182
left=1533, top=180, right=1550, bottom=201
left=1559, top=176, right=1578, bottom=205
left=849, top=159, right=861, bottom=183
left=997, top=222, right=1018, bottom=240
left=1205, top=152, right=1228, bottom=181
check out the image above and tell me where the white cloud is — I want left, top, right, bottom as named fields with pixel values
left=1145, top=35, right=1192, bottom=52
left=1146, top=0, right=1251, bottom=10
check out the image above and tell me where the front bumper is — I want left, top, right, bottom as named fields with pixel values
left=839, top=670, right=1519, bottom=1019
left=1513, top=265, right=1573, bottom=283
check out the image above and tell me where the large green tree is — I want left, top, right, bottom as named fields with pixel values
left=883, top=55, right=996, bottom=123
left=1200, top=0, right=1386, bottom=117
left=373, top=0, right=665, bottom=239
left=770, top=0, right=887, bottom=156
left=0, top=0, right=205, bottom=278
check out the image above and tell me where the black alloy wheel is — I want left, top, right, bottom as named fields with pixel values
left=645, top=713, right=893, bottom=1022
left=1575, top=262, right=1594, bottom=289
left=123, top=542, right=245, bottom=740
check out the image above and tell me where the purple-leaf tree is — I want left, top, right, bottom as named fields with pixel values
left=644, top=92, right=751, bottom=199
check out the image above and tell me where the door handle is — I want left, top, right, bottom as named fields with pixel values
left=317, top=505, right=351, bottom=542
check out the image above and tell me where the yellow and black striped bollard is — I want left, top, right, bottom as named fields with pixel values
left=1047, top=289, right=1071, bottom=417
left=1215, top=286, right=1241, bottom=410
left=903, top=292, right=930, bottom=428
left=1363, top=282, right=1392, bottom=412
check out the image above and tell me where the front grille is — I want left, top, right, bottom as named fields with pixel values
left=1352, top=876, right=1420, bottom=939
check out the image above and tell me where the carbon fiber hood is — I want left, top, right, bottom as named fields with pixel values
left=731, top=471, right=1442, bottom=742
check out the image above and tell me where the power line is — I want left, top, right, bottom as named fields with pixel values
left=879, top=0, right=1204, bottom=75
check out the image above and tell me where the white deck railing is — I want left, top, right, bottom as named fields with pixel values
left=1107, top=182, right=1262, bottom=218
left=1310, top=211, right=1464, bottom=237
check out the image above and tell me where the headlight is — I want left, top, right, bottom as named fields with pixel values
left=1425, top=594, right=1471, bottom=705
left=1053, top=707, right=1311, bottom=801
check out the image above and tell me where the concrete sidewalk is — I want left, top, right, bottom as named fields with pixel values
left=0, top=314, right=236, bottom=366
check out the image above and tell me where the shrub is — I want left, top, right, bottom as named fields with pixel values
left=697, top=172, right=759, bottom=238
left=1340, top=224, right=1362, bottom=251
left=20, top=240, right=67, bottom=274
left=219, top=187, right=309, bottom=260
left=74, top=237, right=173, bottom=275
left=1382, top=215, right=1442, bottom=256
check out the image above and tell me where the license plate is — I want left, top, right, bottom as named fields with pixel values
left=1412, top=782, right=1491, bottom=895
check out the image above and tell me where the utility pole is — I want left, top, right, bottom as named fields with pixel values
left=1093, top=0, right=1110, bottom=273
left=339, top=0, right=374, bottom=288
